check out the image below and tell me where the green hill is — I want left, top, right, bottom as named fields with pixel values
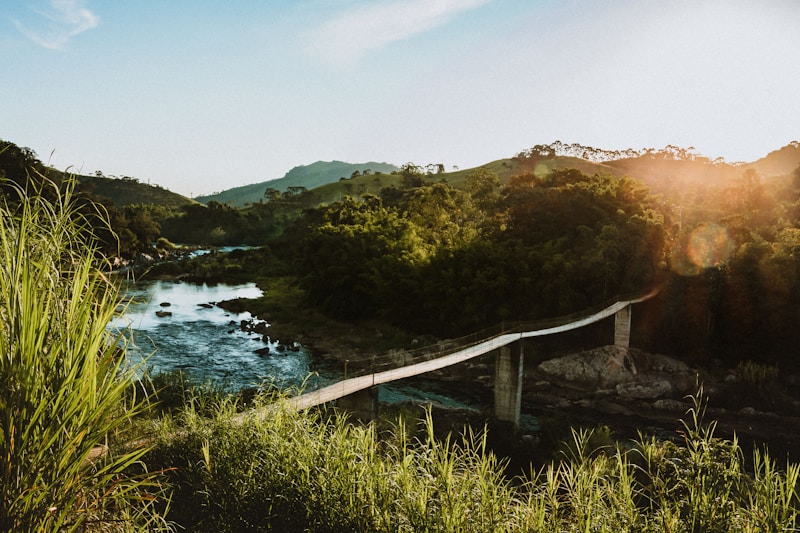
left=196, top=161, right=399, bottom=207
left=74, top=173, right=196, bottom=208
left=306, top=156, right=625, bottom=205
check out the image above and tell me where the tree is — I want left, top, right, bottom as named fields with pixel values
left=399, top=162, right=424, bottom=189
left=465, top=167, right=500, bottom=212
left=298, top=196, right=423, bottom=319
left=0, top=139, right=55, bottom=200
left=404, top=182, right=479, bottom=251
left=264, top=187, right=281, bottom=202
left=499, top=169, right=666, bottom=302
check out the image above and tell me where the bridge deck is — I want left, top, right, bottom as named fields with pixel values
left=288, top=289, right=657, bottom=411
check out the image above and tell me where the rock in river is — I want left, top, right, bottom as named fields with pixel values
left=536, top=346, right=695, bottom=399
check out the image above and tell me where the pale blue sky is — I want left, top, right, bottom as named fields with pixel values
left=2, top=0, right=799, bottom=197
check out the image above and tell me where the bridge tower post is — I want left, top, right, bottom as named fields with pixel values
left=614, top=304, right=632, bottom=348
left=494, top=341, right=523, bottom=428
left=337, top=385, right=379, bottom=422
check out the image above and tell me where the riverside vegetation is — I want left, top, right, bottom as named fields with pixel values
left=2, top=176, right=799, bottom=532
left=140, top=378, right=800, bottom=533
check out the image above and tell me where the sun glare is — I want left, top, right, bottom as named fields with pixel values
left=671, top=223, right=735, bottom=276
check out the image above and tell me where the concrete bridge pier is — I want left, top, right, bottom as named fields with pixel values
left=494, top=341, right=523, bottom=428
left=614, top=304, right=632, bottom=348
left=337, top=385, right=379, bottom=421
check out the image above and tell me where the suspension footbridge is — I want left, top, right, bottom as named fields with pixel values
left=285, top=288, right=659, bottom=426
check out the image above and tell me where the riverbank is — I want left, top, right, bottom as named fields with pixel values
left=220, top=276, right=429, bottom=363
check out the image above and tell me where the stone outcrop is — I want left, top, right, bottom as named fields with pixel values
left=536, top=346, right=696, bottom=400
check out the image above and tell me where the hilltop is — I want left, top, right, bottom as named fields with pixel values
left=73, top=173, right=197, bottom=208
left=196, top=160, right=399, bottom=207
left=196, top=142, right=800, bottom=210
left=744, top=140, right=800, bottom=177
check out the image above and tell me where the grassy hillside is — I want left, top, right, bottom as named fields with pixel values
left=307, top=171, right=402, bottom=204
left=69, top=142, right=800, bottom=212
left=197, top=160, right=399, bottom=207
left=57, top=141, right=800, bottom=220
left=304, top=156, right=624, bottom=206
left=74, top=173, right=196, bottom=208
left=594, top=142, right=800, bottom=207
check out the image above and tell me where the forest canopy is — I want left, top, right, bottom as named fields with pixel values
left=296, top=168, right=667, bottom=336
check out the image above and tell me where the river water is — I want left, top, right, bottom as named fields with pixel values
left=116, top=280, right=328, bottom=391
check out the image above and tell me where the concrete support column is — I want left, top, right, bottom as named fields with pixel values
left=494, top=342, right=523, bottom=428
left=337, top=385, right=379, bottom=422
left=614, top=305, right=632, bottom=348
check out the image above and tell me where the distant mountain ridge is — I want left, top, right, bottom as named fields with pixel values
left=14, top=139, right=799, bottom=211
left=196, top=160, right=399, bottom=207
left=745, top=141, right=800, bottom=177
left=196, top=143, right=800, bottom=208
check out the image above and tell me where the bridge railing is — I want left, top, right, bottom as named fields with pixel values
left=321, top=286, right=660, bottom=388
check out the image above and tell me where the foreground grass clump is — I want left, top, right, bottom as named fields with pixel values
left=0, top=179, right=169, bottom=531
left=147, top=395, right=518, bottom=532
left=527, top=391, right=800, bottom=532
left=147, top=387, right=799, bottom=532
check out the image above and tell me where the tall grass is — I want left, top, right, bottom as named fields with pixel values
left=147, top=385, right=799, bottom=532
left=0, top=178, right=169, bottom=531
left=517, top=389, right=799, bottom=532
left=147, top=391, right=523, bottom=532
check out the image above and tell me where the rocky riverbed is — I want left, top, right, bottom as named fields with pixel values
left=456, top=345, right=800, bottom=466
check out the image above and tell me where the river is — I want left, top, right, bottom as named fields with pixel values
left=116, top=279, right=328, bottom=391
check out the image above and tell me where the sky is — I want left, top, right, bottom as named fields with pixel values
left=2, top=0, right=799, bottom=198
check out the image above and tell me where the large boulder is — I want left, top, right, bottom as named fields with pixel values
left=536, top=346, right=695, bottom=399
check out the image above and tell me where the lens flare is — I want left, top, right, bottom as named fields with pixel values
left=686, top=224, right=734, bottom=268
left=670, top=224, right=735, bottom=276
